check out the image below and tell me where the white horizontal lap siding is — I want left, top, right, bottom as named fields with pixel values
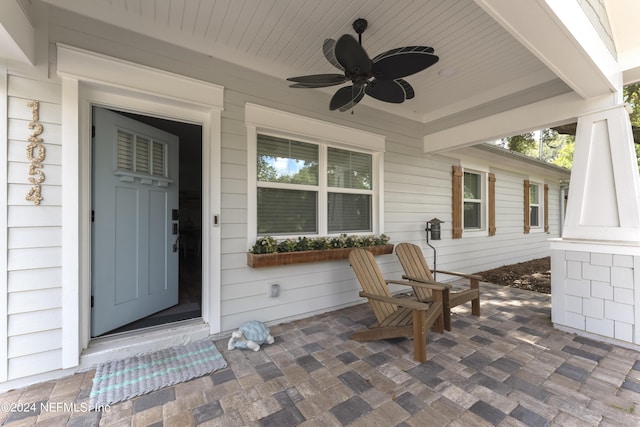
left=439, top=167, right=561, bottom=273
left=218, top=87, right=419, bottom=331
left=5, top=75, right=63, bottom=380
left=218, top=93, right=563, bottom=329
left=385, top=155, right=562, bottom=275
left=383, top=149, right=452, bottom=245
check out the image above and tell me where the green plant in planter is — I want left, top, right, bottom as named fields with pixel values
left=330, top=233, right=348, bottom=249
left=295, top=236, right=311, bottom=251
left=375, top=234, right=390, bottom=245
left=250, top=236, right=278, bottom=254
left=310, top=237, right=331, bottom=250
left=359, top=235, right=375, bottom=247
left=249, top=233, right=390, bottom=254
left=345, top=235, right=362, bottom=247
left=277, top=239, right=298, bottom=252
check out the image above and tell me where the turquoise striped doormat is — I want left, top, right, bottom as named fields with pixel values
left=89, top=340, right=227, bottom=409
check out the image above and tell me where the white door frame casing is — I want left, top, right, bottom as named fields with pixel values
left=57, top=44, right=223, bottom=368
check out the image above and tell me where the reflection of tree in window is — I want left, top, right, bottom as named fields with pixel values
left=257, top=135, right=318, bottom=184
left=327, top=148, right=371, bottom=190
left=257, top=135, right=319, bottom=235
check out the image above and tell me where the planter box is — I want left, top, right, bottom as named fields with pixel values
left=247, top=244, right=394, bottom=268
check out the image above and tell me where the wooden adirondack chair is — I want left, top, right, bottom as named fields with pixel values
left=348, top=248, right=445, bottom=363
left=395, top=242, right=481, bottom=331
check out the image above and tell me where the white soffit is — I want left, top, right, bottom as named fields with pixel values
left=474, top=0, right=619, bottom=98
left=605, top=0, right=640, bottom=84
left=0, top=0, right=34, bottom=64
left=42, top=0, right=557, bottom=124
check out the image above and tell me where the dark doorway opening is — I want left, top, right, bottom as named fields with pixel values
left=98, top=110, right=203, bottom=336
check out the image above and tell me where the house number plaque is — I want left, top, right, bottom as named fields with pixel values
left=26, top=100, right=45, bottom=205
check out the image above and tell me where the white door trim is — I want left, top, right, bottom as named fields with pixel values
left=57, top=44, right=223, bottom=368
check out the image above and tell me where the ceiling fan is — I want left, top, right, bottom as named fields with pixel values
left=287, top=18, right=439, bottom=112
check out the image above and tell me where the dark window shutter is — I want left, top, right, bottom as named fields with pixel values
left=452, top=165, right=463, bottom=239
left=524, top=179, right=530, bottom=234
left=488, top=173, right=496, bottom=236
left=544, top=184, right=549, bottom=233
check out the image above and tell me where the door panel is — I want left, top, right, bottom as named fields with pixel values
left=148, top=189, right=169, bottom=295
left=92, top=107, right=179, bottom=336
left=114, top=186, right=139, bottom=304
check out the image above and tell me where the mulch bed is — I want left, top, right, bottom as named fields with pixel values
left=475, top=257, right=551, bottom=294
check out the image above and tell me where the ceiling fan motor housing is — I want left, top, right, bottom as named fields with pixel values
left=353, top=18, right=368, bottom=35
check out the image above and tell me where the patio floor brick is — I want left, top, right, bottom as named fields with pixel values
left=3, top=281, right=640, bottom=426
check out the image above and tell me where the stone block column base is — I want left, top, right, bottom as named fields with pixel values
left=550, top=239, right=640, bottom=349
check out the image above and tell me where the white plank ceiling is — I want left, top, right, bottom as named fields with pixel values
left=43, top=0, right=564, bottom=123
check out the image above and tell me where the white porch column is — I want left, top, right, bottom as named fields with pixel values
left=551, top=104, right=640, bottom=349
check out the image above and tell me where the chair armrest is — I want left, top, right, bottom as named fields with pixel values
left=359, top=291, right=431, bottom=310
left=430, top=269, right=482, bottom=281
left=400, top=276, right=452, bottom=290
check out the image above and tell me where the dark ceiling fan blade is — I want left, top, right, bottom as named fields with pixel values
left=330, top=85, right=365, bottom=111
left=339, top=89, right=365, bottom=112
left=395, top=78, right=415, bottom=99
left=371, top=46, right=439, bottom=80
left=334, top=34, right=372, bottom=75
left=289, top=82, right=345, bottom=88
left=287, top=74, right=348, bottom=84
left=373, top=46, right=434, bottom=62
left=365, top=79, right=410, bottom=103
left=323, top=39, right=344, bottom=71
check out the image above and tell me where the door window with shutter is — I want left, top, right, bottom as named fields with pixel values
left=115, top=129, right=169, bottom=184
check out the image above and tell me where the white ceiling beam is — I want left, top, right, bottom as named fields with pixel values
left=423, top=92, right=615, bottom=154
left=473, top=0, right=620, bottom=99
left=0, top=0, right=35, bottom=64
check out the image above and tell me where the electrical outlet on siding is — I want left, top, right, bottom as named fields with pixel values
left=267, top=283, right=280, bottom=298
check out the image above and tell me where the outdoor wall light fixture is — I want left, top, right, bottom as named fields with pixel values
left=426, top=218, right=444, bottom=279
left=426, top=217, right=443, bottom=241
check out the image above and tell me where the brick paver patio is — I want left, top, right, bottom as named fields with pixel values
left=1, top=281, right=639, bottom=426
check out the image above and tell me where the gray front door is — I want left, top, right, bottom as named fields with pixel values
left=91, top=107, right=180, bottom=336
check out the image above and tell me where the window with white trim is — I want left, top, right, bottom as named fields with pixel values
left=529, top=183, right=541, bottom=228
left=246, top=103, right=385, bottom=242
left=453, top=165, right=493, bottom=238
left=463, top=171, right=484, bottom=230
left=256, top=134, right=373, bottom=236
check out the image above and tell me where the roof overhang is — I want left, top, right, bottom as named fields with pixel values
left=0, top=0, right=35, bottom=65
left=448, top=143, right=571, bottom=181
left=474, top=0, right=620, bottom=99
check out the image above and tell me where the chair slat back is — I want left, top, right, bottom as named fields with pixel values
left=395, top=243, right=434, bottom=301
left=349, top=248, right=397, bottom=323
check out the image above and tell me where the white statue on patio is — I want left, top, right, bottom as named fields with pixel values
left=227, top=320, right=275, bottom=352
